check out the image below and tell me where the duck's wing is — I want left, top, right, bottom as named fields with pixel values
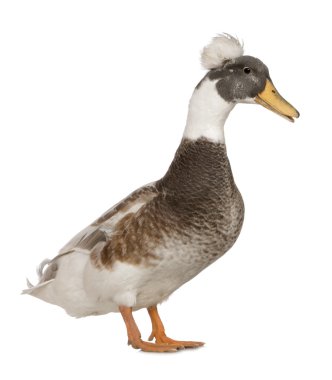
left=23, top=182, right=159, bottom=292
left=59, top=182, right=159, bottom=256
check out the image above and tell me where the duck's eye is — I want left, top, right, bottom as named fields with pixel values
left=243, top=67, right=251, bottom=74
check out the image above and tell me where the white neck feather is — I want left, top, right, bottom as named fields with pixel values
left=183, top=79, right=235, bottom=143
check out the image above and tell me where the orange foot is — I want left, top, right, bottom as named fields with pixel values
left=147, top=306, right=205, bottom=349
left=129, top=338, right=179, bottom=353
left=119, top=306, right=183, bottom=352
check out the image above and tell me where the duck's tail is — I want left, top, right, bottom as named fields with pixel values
left=24, top=259, right=51, bottom=288
left=22, top=258, right=57, bottom=296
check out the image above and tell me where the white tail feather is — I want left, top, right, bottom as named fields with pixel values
left=37, top=259, right=52, bottom=280
left=26, top=277, right=34, bottom=288
left=24, top=258, right=52, bottom=289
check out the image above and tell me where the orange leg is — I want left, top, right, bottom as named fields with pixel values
left=147, top=305, right=204, bottom=348
left=119, top=306, right=180, bottom=352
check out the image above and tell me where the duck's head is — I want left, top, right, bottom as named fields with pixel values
left=199, top=34, right=299, bottom=122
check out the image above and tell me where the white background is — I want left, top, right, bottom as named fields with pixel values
left=1, top=1, right=331, bottom=379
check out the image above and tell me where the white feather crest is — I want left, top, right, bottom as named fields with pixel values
left=201, top=34, right=244, bottom=70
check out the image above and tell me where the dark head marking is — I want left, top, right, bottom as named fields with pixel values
left=206, top=55, right=270, bottom=102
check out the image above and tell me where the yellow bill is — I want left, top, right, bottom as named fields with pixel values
left=255, top=79, right=299, bottom=122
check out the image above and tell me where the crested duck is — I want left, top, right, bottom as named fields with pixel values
left=23, top=34, right=299, bottom=352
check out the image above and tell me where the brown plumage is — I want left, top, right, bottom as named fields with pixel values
left=90, top=138, right=244, bottom=270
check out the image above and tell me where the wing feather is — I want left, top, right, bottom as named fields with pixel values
left=58, top=182, right=158, bottom=255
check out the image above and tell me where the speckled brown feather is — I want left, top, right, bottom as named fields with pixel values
left=92, top=137, right=244, bottom=269
left=92, top=186, right=158, bottom=226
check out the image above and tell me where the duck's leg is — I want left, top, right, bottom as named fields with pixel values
left=147, top=305, right=204, bottom=348
left=119, top=305, right=179, bottom=352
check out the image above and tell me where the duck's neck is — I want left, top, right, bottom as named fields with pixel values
left=183, top=79, right=235, bottom=144
left=158, top=79, right=237, bottom=200
left=158, top=138, right=236, bottom=211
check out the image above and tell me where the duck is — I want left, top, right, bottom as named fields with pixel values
left=23, top=34, right=299, bottom=352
